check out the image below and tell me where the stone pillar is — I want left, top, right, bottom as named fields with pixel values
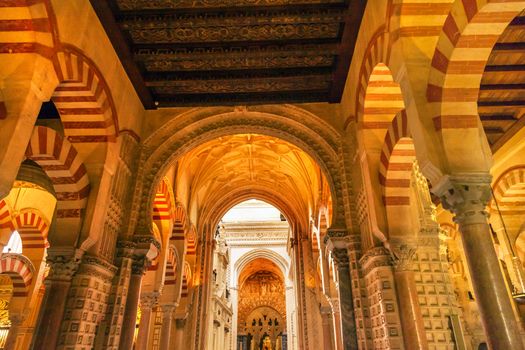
left=4, top=313, right=25, bottom=350
left=159, top=303, right=176, bottom=350
left=174, top=318, right=186, bottom=349
left=118, top=256, right=149, bottom=350
left=136, top=292, right=159, bottom=350
left=434, top=174, right=524, bottom=350
left=31, top=250, right=81, bottom=350
left=320, top=306, right=334, bottom=350
left=329, top=299, right=343, bottom=350
left=389, top=243, right=428, bottom=350
left=330, top=245, right=358, bottom=350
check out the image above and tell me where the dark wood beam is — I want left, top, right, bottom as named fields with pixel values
left=155, top=89, right=330, bottom=107
left=485, top=64, right=525, bottom=72
left=143, top=67, right=333, bottom=82
left=509, top=15, right=525, bottom=26
left=480, top=83, right=525, bottom=91
left=329, top=0, right=367, bottom=102
left=492, top=42, right=525, bottom=54
left=479, top=114, right=517, bottom=121
left=89, top=0, right=156, bottom=109
left=114, top=2, right=349, bottom=18
left=478, top=100, right=525, bottom=107
left=492, top=114, right=525, bottom=152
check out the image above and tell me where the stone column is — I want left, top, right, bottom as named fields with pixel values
left=434, top=174, right=524, bottom=350
left=31, top=250, right=81, bottom=350
left=136, top=292, right=160, bottom=350
left=174, top=318, right=186, bottom=349
left=4, top=313, right=25, bottom=350
left=118, top=256, right=149, bottom=350
left=320, top=306, right=334, bottom=350
left=389, top=242, right=428, bottom=350
left=159, top=303, right=176, bottom=350
left=330, top=245, right=358, bottom=350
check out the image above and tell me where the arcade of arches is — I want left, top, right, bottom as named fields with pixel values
left=1, top=1, right=525, bottom=349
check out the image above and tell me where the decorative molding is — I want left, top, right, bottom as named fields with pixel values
left=432, top=173, right=492, bottom=225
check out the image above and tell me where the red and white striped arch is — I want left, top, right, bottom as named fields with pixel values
left=186, top=227, right=196, bottom=256
left=25, top=126, right=89, bottom=232
left=170, top=206, right=187, bottom=243
left=13, top=210, right=49, bottom=249
left=164, top=246, right=177, bottom=286
left=152, top=178, right=173, bottom=224
left=0, top=200, right=15, bottom=232
left=378, top=110, right=416, bottom=206
left=427, top=0, right=525, bottom=131
left=0, top=254, right=34, bottom=297
left=353, top=27, right=393, bottom=128
left=52, top=46, right=118, bottom=143
left=180, top=261, right=192, bottom=298
left=0, top=0, right=55, bottom=62
left=493, top=166, right=525, bottom=214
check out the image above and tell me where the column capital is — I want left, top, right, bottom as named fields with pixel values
left=175, top=317, right=187, bottom=329
left=46, top=248, right=83, bottom=282
left=160, top=303, right=177, bottom=315
left=131, top=255, right=152, bottom=275
left=431, top=173, right=492, bottom=225
left=331, top=248, right=350, bottom=268
left=140, top=291, right=161, bottom=310
left=386, top=241, right=417, bottom=272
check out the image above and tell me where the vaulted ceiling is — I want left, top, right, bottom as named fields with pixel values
left=479, top=10, right=525, bottom=151
left=175, top=134, right=326, bottom=225
left=89, top=0, right=366, bottom=108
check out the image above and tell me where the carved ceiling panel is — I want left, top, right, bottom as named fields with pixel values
left=90, top=0, right=366, bottom=107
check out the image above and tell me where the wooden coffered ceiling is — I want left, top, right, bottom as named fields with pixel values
left=89, top=0, right=366, bottom=108
left=479, top=11, right=525, bottom=152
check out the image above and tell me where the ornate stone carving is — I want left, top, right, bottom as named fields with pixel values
left=78, top=255, right=118, bottom=283
left=140, top=291, right=161, bottom=310
left=46, top=253, right=82, bottom=282
left=331, top=248, right=349, bottom=268
left=387, top=243, right=417, bottom=272
left=131, top=255, right=151, bottom=275
left=117, top=0, right=344, bottom=11
left=431, top=173, right=492, bottom=225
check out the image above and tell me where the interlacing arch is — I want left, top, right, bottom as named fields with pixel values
left=164, top=246, right=177, bottom=286
left=427, top=0, right=525, bottom=132
left=51, top=45, right=118, bottom=142
left=492, top=166, right=525, bottom=214
left=13, top=210, right=49, bottom=249
left=152, top=178, right=174, bottom=223
left=378, top=110, right=416, bottom=206
left=24, top=126, right=89, bottom=236
left=354, top=27, right=390, bottom=127
left=0, top=200, right=15, bottom=232
left=0, top=254, right=34, bottom=297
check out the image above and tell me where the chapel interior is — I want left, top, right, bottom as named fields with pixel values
left=0, top=1, right=525, bottom=350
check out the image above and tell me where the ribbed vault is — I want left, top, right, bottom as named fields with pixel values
left=175, top=134, right=329, bottom=233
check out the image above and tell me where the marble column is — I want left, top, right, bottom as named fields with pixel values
left=331, top=247, right=358, bottom=350
left=434, top=174, right=524, bottom=350
left=31, top=251, right=81, bottom=350
left=136, top=292, right=159, bottom=350
left=390, top=243, right=428, bottom=350
left=174, top=318, right=186, bottom=349
left=159, top=303, right=176, bottom=350
left=4, top=313, right=25, bottom=350
left=119, top=257, right=148, bottom=350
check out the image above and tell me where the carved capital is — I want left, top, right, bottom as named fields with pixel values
left=131, top=255, right=151, bottom=275
left=161, top=303, right=177, bottom=317
left=331, top=248, right=350, bottom=268
left=432, top=173, right=492, bottom=225
left=46, top=249, right=83, bottom=282
left=116, top=240, right=136, bottom=258
left=140, top=291, right=161, bottom=310
left=387, top=242, right=417, bottom=272
left=175, top=318, right=187, bottom=329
